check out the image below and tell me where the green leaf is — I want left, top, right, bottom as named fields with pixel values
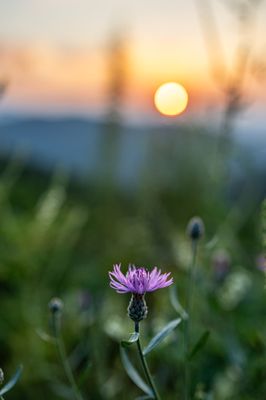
left=143, top=318, right=181, bottom=356
left=188, top=330, right=210, bottom=360
left=120, top=347, right=154, bottom=398
left=77, top=361, right=92, bottom=388
left=169, top=285, right=188, bottom=320
left=205, top=235, right=218, bottom=251
left=121, top=332, right=139, bottom=348
left=0, top=365, right=23, bottom=396
left=36, top=328, right=55, bottom=344
left=51, top=382, right=73, bottom=399
left=135, top=396, right=154, bottom=400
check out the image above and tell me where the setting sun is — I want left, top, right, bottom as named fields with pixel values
left=154, top=82, right=188, bottom=116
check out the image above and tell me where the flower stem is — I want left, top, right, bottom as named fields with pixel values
left=135, top=322, right=161, bottom=400
left=184, top=239, right=198, bottom=400
left=52, top=313, right=84, bottom=400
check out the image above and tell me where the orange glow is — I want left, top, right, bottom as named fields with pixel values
left=154, top=82, right=188, bottom=116
left=2, top=42, right=263, bottom=115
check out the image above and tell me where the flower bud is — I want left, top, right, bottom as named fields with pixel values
left=127, top=294, right=148, bottom=322
left=187, top=217, right=204, bottom=240
left=0, top=368, right=4, bottom=385
left=212, top=249, right=231, bottom=282
left=256, top=254, right=266, bottom=273
left=48, top=297, right=64, bottom=314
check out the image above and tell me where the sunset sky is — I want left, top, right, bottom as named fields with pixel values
left=0, top=0, right=265, bottom=119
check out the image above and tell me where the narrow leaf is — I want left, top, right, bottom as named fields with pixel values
left=169, top=285, right=188, bottom=320
left=51, top=382, right=73, bottom=399
left=120, top=346, right=154, bottom=397
left=36, top=328, right=55, bottom=344
left=205, top=235, right=218, bottom=250
left=143, top=318, right=181, bottom=356
left=188, top=330, right=210, bottom=360
left=0, top=365, right=23, bottom=396
left=121, top=332, right=139, bottom=348
left=135, top=396, right=154, bottom=400
left=77, top=361, right=92, bottom=388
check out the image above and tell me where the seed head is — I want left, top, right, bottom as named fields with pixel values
left=48, top=297, right=64, bottom=314
left=187, top=217, right=204, bottom=240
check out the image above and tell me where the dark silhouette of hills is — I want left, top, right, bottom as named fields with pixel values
left=0, top=115, right=264, bottom=186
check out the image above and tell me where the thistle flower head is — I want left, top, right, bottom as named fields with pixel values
left=109, top=264, right=173, bottom=295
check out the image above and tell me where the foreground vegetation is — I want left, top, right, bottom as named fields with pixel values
left=0, top=126, right=265, bottom=399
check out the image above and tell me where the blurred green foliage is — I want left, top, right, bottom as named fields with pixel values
left=0, top=126, right=265, bottom=399
left=262, top=199, right=266, bottom=254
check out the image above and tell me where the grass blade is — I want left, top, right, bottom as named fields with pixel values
left=120, top=346, right=154, bottom=397
left=188, top=330, right=210, bottom=360
left=0, top=365, right=23, bottom=396
left=169, top=285, right=188, bottom=320
left=143, top=318, right=181, bottom=356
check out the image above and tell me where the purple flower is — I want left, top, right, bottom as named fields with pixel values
left=256, top=254, right=266, bottom=272
left=109, top=264, right=173, bottom=295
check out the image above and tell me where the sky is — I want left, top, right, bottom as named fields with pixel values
left=0, top=0, right=266, bottom=120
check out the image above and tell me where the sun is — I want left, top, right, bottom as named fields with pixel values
left=154, top=82, right=188, bottom=116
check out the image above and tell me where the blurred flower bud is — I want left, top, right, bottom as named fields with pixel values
left=0, top=368, right=4, bottom=385
left=256, top=254, right=266, bottom=273
left=194, top=383, right=207, bottom=400
left=187, top=217, right=204, bottom=240
left=78, top=290, right=92, bottom=311
left=48, top=297, right=64, bottom=314
left=217, top=270, right=251, bottom=310
left=212, top=249, right=231, bottom=282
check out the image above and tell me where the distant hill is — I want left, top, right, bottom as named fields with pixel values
left=0, top=117, right=103, bottom=176
left=0, top=115, right=265, bottom=187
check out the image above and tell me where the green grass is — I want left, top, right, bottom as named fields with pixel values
left=0, top=127, right=265, bottom=399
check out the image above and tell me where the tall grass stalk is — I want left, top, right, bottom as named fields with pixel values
left=51, top=309, right=84, bottom=400
left=184, top=239, right=198, bottom=400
